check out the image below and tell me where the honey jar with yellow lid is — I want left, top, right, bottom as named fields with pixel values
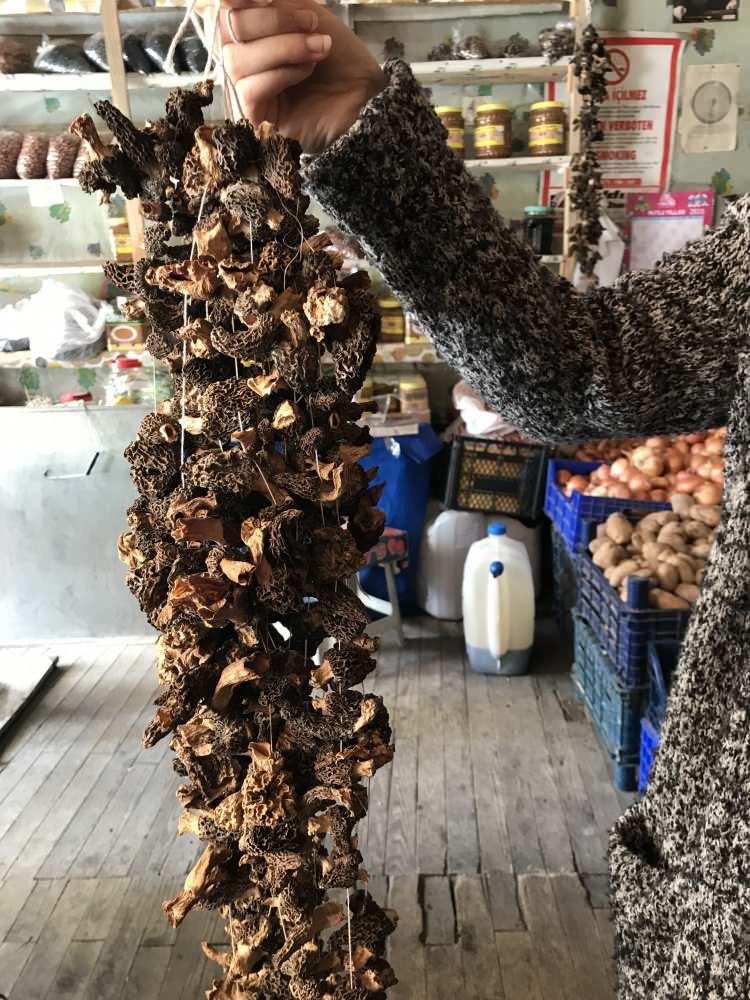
left=474, top=102, right=512, bottom=159
left=435, top=106, right=465, bottom=157
left=377, top=297, right=406, bottom=343
left=528, top=101, right=566, bottom=156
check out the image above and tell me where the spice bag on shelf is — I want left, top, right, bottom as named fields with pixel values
left=0, top=129, right=23, bottom=179
left=71, top=81, right=398, bottom=1000
left=16, top=133, right=49, bottom=180
left=47, top=132, right=80, bottom=179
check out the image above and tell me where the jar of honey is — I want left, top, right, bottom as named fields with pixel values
left=377, top=297, right=406, bottom=343
left=405, top=315, right=430, bottom=345
left=474, top=103, right=512, bottom=160
left=528, top=101, right=566, bottom=157
left=399, top=374, right=429, bottom=414
left=435, top=106, right=465, bottom=157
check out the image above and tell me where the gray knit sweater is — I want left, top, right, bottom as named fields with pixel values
left=304, top=61, right=750, bottom=999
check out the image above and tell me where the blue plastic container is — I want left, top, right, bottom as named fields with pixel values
left=576, top=520, right=691, bottom=688
left=638, top=716, right=660, bottom=793
left=646, top=641, right=681, bottom=730
left=572, top=613, right=645, bottom=791
left=544, top=458, right=670, bottom=556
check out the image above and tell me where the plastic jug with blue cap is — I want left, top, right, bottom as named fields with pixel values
left=462, top=521, right=535, bottom=675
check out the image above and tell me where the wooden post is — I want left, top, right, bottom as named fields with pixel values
left=562, top=0, right=589, bottom=283
left=101, top=0, right=145, bottom=261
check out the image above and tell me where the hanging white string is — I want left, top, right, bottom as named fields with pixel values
left=179, top=183, right=210, bottom=483
left=164, top=0, right=200, bottom=75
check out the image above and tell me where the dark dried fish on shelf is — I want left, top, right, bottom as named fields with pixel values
left=73, top=80, right=396, bottom=1000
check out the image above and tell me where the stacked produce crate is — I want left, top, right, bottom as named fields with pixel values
left=544, top=430, right=725, bottom=790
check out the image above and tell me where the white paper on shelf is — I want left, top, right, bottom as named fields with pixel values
left=26, top=180, right=65, bottom=208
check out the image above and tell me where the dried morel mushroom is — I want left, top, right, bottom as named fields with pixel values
left=78, top=83, right=397, bottom=999
left=569, top=25, right=613, bottom=281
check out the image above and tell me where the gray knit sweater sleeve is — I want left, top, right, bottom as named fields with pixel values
left=304, top=61, right=750, bottom=443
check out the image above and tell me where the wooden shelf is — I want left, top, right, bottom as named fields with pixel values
left=465, top=154, right=570, bottom=171
left=412, top=56, right=567, bottom=85
left=0, top=177, right=81, bottom=187
left=372, top=343, right=444, bottom=364
left=0, top=71, right=213, bottom=92
left=341, top=1, right=564, bottom=18
left=2, top=55, right=565, bottom=94
left=0, top=7, right=184, bottom=36
left=0, top=263, right=104, bottom=279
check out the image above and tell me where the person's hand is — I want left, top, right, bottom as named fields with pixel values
left=219, top=0, right=387, bottom=153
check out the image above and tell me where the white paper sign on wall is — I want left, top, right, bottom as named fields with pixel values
left=679, top=63, right=740, bottom=154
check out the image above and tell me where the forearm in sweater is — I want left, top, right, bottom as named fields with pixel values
left=304, top=60, right=750, bottom=442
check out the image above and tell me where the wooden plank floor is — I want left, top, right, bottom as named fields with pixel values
left=0, top=619, right=633, bottom=999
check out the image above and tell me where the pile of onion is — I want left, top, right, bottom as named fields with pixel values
left=557, top=429, right=725, bottom=506
left=574, top=437, right=643, bottom=463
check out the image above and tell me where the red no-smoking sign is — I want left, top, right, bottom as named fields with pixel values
left=606, top=48, right=631, bottom=84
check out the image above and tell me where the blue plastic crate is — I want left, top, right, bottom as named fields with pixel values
left=647, top=641, right=681, bottom=731
left=576, top=520, right=691, bottom=688
left=544, top=458, right=670, bottom=556
left=572, top=613, right=644, bottom=792
left=638, top=717, right=660, bottom=793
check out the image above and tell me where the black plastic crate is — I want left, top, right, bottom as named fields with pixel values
left=444, top=436, right=548, bottom=521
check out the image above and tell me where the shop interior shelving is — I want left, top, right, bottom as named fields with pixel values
left=1, top=0, right=585, bottom=371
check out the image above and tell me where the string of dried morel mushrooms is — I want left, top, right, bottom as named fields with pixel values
left=72, top=82, right=398, bottom=1000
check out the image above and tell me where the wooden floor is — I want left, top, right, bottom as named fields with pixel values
left=0, top=619, right=633, bottom=999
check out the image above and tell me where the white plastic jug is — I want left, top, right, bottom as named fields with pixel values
left=417, top=502, right=487, bottom=620
left=462, top=522, right=535, bottom=675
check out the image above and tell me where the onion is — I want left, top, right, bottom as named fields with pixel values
left=608, top=483, right=631, bottom=499
left=591, top=464, right=610, bottom=484
left=697, top=460, right=714, bottom=480
left=645, top=436, right=667, bottom=449
left=632, top=446, right=665, bottom=478
left=589, top=485, right=609, bottom=497
left=685, top=432, right=707, bottom=445
left=664, top=449, right=685, bottom=474
left=704, top=436, right=723, bottom=456
left=674, top=473, right=703, bottom=494
left=557, top=469, right=572, bottom=486
left=690, top=442, right=708, bottom=456
left=627, top=470, right=650, bottom=493
left=650, top=476, right=669, bottom=488
left=633, top=490, right=651, bottom=500
left=567, top=475, right=590, bottom=494
left=694, top=482, right=721, bottom=506
left=650, top=489, right=668, bottom=502
left=611, top=458, right=632, bottom=481
left=689, top=454, right=705, bottom=472
left=709, top=466, right=724, bottom=486
left=672, top=439, right=689, bottom=456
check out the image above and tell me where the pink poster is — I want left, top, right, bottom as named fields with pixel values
left=624, top=190, right=714, bottom=272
